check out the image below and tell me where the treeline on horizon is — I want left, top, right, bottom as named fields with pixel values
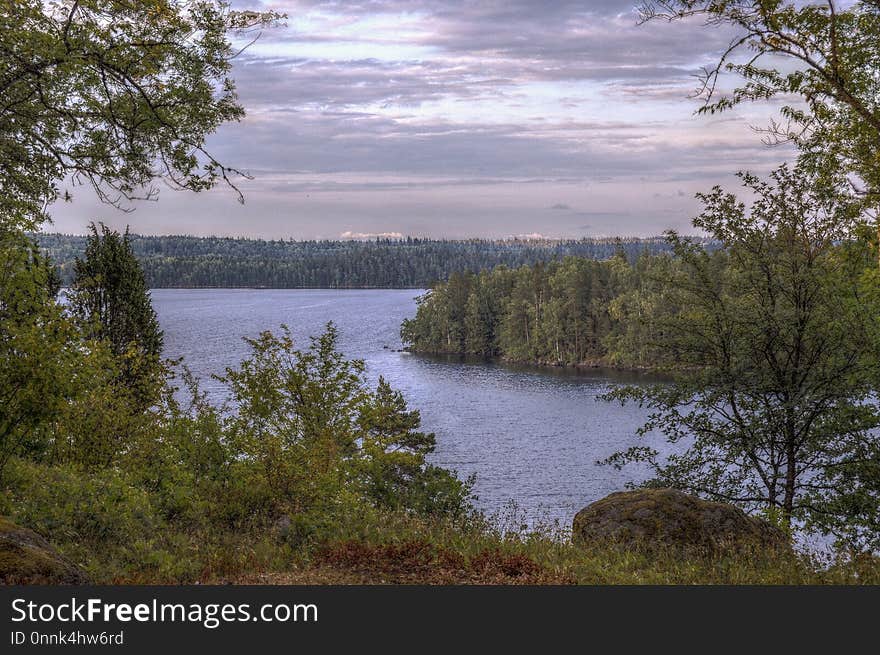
left=401, top=248, right=694, bottom=368
left=34, top=232, right=700, bottom=288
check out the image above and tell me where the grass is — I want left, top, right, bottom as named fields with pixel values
left=8, top=512, right=880, bottom=585
left=208, top=512, right=880, bottom=586
left=4, top=459, right=879, bottom=585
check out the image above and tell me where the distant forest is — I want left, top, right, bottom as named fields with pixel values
left=34, top=233, right=695, bottom=288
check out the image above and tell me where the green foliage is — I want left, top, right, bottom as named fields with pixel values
left=0, top=0, right=283, bottom=231
left=642, top=0, right=880, bottom=208
left=2, top=458, right=169, bottom=580
left=0, top=228, right=160, bottom=480
left=603, top=165, right=880, bottom=550
left=217, top=323, right=473, bottom=521
left=68, top=223, right=164, bottom=407
left=36, top=233, right=685, bottom=288
left=0, top=233, right=59, bottom=468
left=402, top=249, right=677, bottom=367
left=358, top=377, right=474, bottom=517
left=0, top=318, right=475, bottom=582
left=358, top=378, right=436, bottom=503
left=45, top=343, right=156, bottom=472
left=0, top=230, right=80, bottom=480
left=5, top=458, right=158, bottom=551
left=4, top=454, right=880, bottom=584
left=217, top=324, right=368, bottom=519
left=70, top=223, right=163, bottom=358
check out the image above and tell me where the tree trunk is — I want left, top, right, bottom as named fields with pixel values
left=782, top=419, right=797, bottom=528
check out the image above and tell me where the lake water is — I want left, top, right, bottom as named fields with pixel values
left=151, top=288, right=661, bottom=526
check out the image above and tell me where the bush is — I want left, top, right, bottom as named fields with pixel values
left=2, top=459, right=164, bottom=577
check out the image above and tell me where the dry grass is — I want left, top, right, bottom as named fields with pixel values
left=205, top=525, right=880, bottom=586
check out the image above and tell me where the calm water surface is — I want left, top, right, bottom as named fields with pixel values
left=152, top=288, right=662, bottom=526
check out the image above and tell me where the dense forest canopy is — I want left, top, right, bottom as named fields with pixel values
left=400, top=251, right=669, bottom=368
left=34, top=233, right=701, bottom=288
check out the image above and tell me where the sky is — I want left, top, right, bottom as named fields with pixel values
left=48, top=0, right=796, bottom=239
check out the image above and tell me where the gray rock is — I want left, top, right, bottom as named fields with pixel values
left=0, top=517, right=88, bottom=584
left=572, top=488, right=790, bottom=557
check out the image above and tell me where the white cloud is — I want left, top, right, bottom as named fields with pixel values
left=340, top=231, right=405, bottom=239
left=512, top=233, right=553, bottom=240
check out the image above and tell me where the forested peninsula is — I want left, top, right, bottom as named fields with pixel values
left=401, top=248, right=673, bottom=369
left=35, top=233, right=688, bottom=289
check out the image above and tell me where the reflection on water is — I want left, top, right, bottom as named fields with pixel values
left=151, top=288, right=666, bottom=525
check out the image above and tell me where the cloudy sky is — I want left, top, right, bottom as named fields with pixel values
left=49, top=0, right=795, bottom=239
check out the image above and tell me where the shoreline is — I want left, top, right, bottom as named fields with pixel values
left=402, top=349, right=667, bottom=377
left=148, top=286, right=428, bottom=291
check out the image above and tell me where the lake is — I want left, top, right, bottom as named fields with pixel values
left=152, top=288, right=662, bottom=526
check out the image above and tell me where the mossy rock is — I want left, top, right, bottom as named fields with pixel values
left=572, top=489, right=790, bottom=557
left=0, top=517, right=87, bottom=584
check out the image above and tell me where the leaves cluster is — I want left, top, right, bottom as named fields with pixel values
left=0, top=0, right=283, bottom=230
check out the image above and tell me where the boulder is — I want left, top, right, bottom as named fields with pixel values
left=572, top=488, right=789, bottom=557
left=0, top=517, right=87, bottom=584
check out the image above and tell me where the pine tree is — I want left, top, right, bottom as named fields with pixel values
left=70, top=223, right=163, bottom=401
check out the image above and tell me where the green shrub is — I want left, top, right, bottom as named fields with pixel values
left=3, top=459, right=165, bottom=577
